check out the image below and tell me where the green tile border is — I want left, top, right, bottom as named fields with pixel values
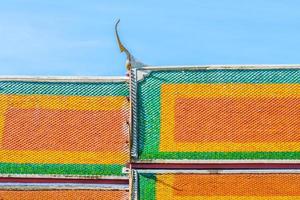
left=138, top=173, right=156, bottom=200
left=0, top=163, right=125, bottom=176
left=0, top=81, right=129, bottom=96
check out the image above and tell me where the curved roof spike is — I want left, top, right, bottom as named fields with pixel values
left=115, top=19, right=129, bottom=55
left=115, top=19, right=146, bottom=70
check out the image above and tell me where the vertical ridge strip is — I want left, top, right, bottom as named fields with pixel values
left=130, top=69, right=138, bottom=159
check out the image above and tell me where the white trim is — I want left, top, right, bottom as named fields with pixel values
left=139, top=64, right=300, bottom=71
left=0, top=76, right=128, bottom=82
left=0, top=183, right=129, bottom=190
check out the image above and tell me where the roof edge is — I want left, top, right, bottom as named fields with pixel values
left=0, top=76, right=128, bottom=83
left=139, top=64, right=300, bottom=71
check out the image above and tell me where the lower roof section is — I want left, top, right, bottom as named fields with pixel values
left=133, top=169, right=300, bottom=200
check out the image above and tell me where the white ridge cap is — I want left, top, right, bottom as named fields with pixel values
left=139, top=64, right=300, bottom=70
left=0, top=76, right=128, bottom=82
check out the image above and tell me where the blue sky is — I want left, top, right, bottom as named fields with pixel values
left=0, top=0, right=300, bottom=76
